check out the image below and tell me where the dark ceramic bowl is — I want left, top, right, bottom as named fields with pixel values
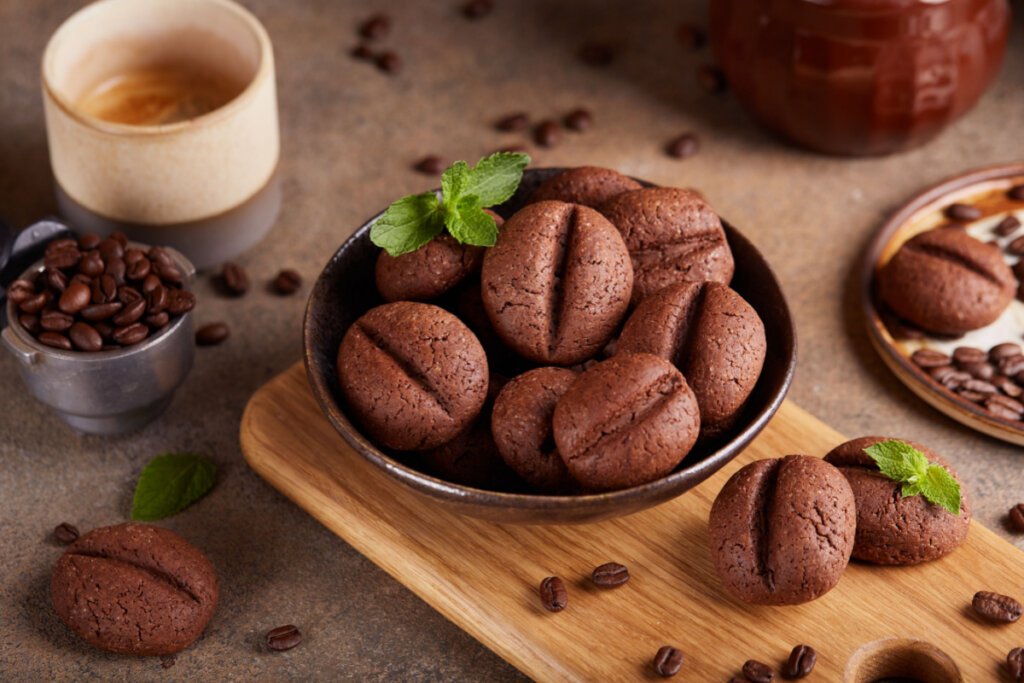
left=304, top=168, right=796, bottom=525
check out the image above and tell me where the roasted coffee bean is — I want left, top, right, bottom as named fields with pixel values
left=112, top=322, right=149, bottom=346
left=141, top=273, right=162, bottom=295
left=195, top=322, right=230, bottom=346
left=563, top=108, right=593, bottom=132
left=53, top=522, right=79, bottom=544
left=577, top=42, right=614, bottom=66
left=58, top=282, right=91, bottom=314
left=495, top=112, right=529, bottom=131
left=123, top=248, right=145, bottom=265
left=742, top=659, right=774, bottom=682
left=696, top=64, right=727, bottom=93
left=1010, top=185, right=1024, bottom=201
left=359, top=13, right=390, bottom=40
left=220, top=262, right=249, bottom=296
left=6, top=278, right=36, bottom=305
left=153, top=260, right=183, bottom=285
left=985, top=394, right=1024, bottom=420
left=166, top=289, right=196, bottom=315
left=45, top=238, right=77, bottom=256
left=19, top=314, right=41, bottom=335
left=272, top=269, right=302, bottom=295
left=78, top=233, right=101, bottom=251
left=665, top=132, right=699, bottom=159
left=927, top=364, right=958, bottom=383
left=69, top=322, right=103, bottom=352
left=161, top=656, right=176, bottom=669
left=117, top=285, right=143, bottom=306
left=71, top=273, right=92, bottom=287
left=350, top=43, right=374, bottom=60
left=266, top=624, right=302, bottom=651
left=1008, top=235, right=1024, bottom=256
left=961, top=378, right=997, bottom=394
left=94, top=322, right=114, bottom=343
left=991, top=343, right=1022, bottom=362
left=19, top=290, right=50, bottom=314
left=534, top=120, right=561, bottom=147
left=111, top=297, right=146, bottom=326
left=675, top=23, right=706, bottom=50
left=104, top=257, right=126, bottom=285
left=147, top=286, right=168, bottom=314
left=147, top=246, right=173, bottom=267
left=461, top=0, right=493, bottom=19
left=78, top=250, right=104, bottom=277
left=126, top=257, right=151, bottom=281
left=98, top=237, right=124, bottom=261
left=1009, top=647, right=1024, bottom=682
left=91, top=274, right=117, bottom=304
left=652, top=645, right=684, bottom=677
left=44, top=247, right=80, bottom=270
left=110, top=231, right=129, bottom=248
left=144, top=311, right=170, bottom=328
left=946, top=202, right=981, bottom=222
left=38, top=332, right=72, bottom=350
left=40, top=310, right=74, bottom=332
left=376, top=51, right=401, bottom=73
left=957, top=389, right=985, bottom=403
left=1009, top=504, right=1024, bottom=532
left=973, top=591, right=1023, bottom=623
left=539, top=576, right=567, bottom=612
left=993, top=375, right=1023, bottom=397
left=953, top=346, right=986, bottom=366
left=784, top=645, right=817, bottom=679
left=999, top=355, right=1024, bottom=377
left=413, top=155, right=446, bottom=174
left=591, top=562, right=630, bottom=587
left=995, top=215, right=1021, bottom=237
left=962, top=362, right=995, bottom=380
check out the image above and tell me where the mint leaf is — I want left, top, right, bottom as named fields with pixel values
left=131, top=454, right=217, bottom=521
left=922, top=464, right=961, bottom=515
left=445, top=203, right=499, bottom=246
left=462, top=152, right=530, bottom=207
left=370, top=192, right=443, bottom=256
left=441, top=161, right=470, bottom=207
left=863, top=439, right=961, bottom=516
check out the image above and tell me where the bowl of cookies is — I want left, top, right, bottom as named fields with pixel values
left=304, top=164, right=796, bottom=524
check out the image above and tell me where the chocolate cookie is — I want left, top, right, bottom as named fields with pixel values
left=337, top=301, right=489, bottom=450
left=617, top=281, right=765, bottom=439
left=709, top=456, right=856, bottom=605
left=529, top=166, right=642, bottom=209
left=51, top=523, right=218, bottom=656
left=599, top=187, right=734, bottom=306
left=552, top=353, right=700, bottom=491
left=878, top=227, right=1015, bottom=335
left=481, top=200, right=633, bottom=365
left=491, top=366, right=578, bottom=493
left=824, top=436, right=971, bottom=565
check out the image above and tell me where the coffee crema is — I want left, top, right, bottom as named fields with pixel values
left=74, top=63, right=245, bottom=126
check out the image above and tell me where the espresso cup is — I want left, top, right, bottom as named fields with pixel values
left=42, top=0, right=280, bottom=269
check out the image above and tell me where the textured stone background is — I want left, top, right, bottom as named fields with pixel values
left=0, top=1, right=1021, bottom=679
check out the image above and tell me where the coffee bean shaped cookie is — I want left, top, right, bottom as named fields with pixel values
left=375, top=212, right=502, bottom=302
left=878, top=227, right=1015, bottom=335
left=617, top=281, right=765, bottom=439
left=600, top=187, right=734, bottom=306
left=709, top=456, right=856, bottom=605
left=481, top=200, right=633, bottom=365
left=552, top=353, right=700, bottom=491
left=51, top=523, right=219, bottom=656
left=337, top=301, right=489, bottom=450
left=491, top=366, right=578, bottom=493
left=529, top=166, right=642, bottom=209
left=824, top=436, right=971, bottom=565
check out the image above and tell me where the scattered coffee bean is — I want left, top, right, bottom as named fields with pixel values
left=563, top=108, right=594, bottom=132
left=495, top=112, right=529, bottom=131
left=461, top=0, right=493, bottom=19
left=591, top=562, right=630, bottom=587
left=38, top=332, right=72, bottom=350
left=376, top=51, right=402, bottom=74
left=1008, top=503, right=1024, bottom=532
left=962, top=362, right=995, bottom=380
left=539, top=576, right=567, bottom=612
left=413, top=155, right=447, bottom=174
left=953, top=346, right=986, bottom=366
left=1008, top=647, right=1024, bottom=682
left=1009, top=185, right=1024, bottom=201
left=665, top=132, right=699, bottom=159
left=1009, top=235, right=1024, bottom=256
left=350, top=43, right=374, bottom=60
left=161, top=656, right=176, bottom=669
left=219, top=262, right=249, bottom=296
left=911, top=348, right=951, bottom=369
left=265, top=624, right=302, bottom=651
left=993, top=376, right=1022, bottom=398
left=359, top=13, right=390, bottom=40
left=40, top=310, right=74, bottom=333
left=742, top=659, right=774, bottom=682
left=577, top=42, right=614, bottom=67
left=534, top=120, right=561, bottom=147
left=696, top=64, right=727, bottom=93
left=986, top=394, right=1024, bottom=420
left=653, top=645, right=684, bottom=677
left=53, top=522, right=79, bottom=544
left=995, top=215, right=1021, bottom=237
left=675, top=23, right=706, bottom=51
left=945, top=202, right=981, bottom=222
left=783, top=645, right=816, bottom=679
left=973, top=591, right=1023, bottom=623
left=272, top=269, right=303, bottom=295
left=112, top=323, right=149, bottom=346
left=196, top=322, right=230, bottom=347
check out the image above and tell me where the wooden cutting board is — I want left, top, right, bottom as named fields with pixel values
left=240, top=362, right=1024, bottom=681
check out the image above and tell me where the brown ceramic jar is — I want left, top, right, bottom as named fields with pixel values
left=710, top=0, right=1009, bottom=156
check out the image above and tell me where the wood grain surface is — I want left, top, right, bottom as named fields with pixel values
left=240, top=362, right=1024, bottom=681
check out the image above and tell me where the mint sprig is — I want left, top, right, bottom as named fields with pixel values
left=863, top=440, right=961, bottom=515
left=131, top=453, right=217, bottom=521
left=371, top=152, right=530, bottom=257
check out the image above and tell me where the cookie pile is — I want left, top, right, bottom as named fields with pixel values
left=339, top=166, right=767, bottom=493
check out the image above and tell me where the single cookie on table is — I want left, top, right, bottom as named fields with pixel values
left=599, top=187, right=734, bottom=306
left=481, top=200, right=632, bottom=365
left=616, top=280, right=765, bottom=440
left=552, top=353, right=700, bottom=491
left=528, top=166, right=642, bottom=209
left=709, top=456, right=856, bottom=605
left=491, top=366, right=578, bottom=493
left=337, top=301, right=488, bottom=450
left=824, top=436, right=971, bottom=565
left=374, top=210, right=502, bottom=302
left=877, top=227, right=1015, bottom=336
left=51, top=523, right=218, bottom=656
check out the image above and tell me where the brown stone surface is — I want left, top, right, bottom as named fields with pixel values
left=0, top=1, right=1021, bottom=679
